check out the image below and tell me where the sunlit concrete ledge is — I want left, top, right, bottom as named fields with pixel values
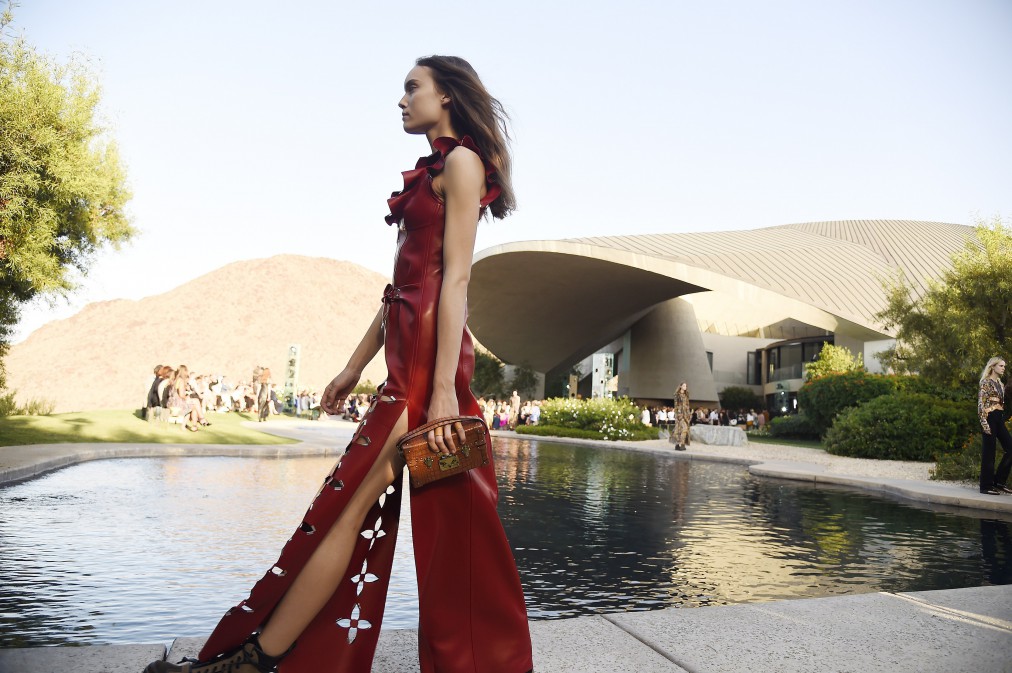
left=0, top=442, right=348, bottom=486
left=0, top=418, right=356, bottom=487
left=495, top=430, right=1012, bottom=514
left=2, top=585, right=1009, bottom=673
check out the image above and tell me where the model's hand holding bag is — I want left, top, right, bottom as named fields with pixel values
left=398, top=415, right=491, bottom=488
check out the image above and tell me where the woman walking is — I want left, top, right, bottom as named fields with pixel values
left=978, top=356, right=1012, bottom=496
left=257, top=368, right=271, bottom=423
left=145, top=56, right=533, bottom=673
left=673, top=382, right=690, bottom=451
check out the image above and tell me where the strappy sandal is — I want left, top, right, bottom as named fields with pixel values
left=144, top=633, right=292, bottom=673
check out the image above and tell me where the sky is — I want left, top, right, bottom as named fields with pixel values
left=10, top=0, right=1012, bottom=342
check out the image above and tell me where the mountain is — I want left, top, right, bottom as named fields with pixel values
left=5, top=255, right=391, bottom=412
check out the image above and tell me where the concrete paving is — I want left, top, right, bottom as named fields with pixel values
left=2, top=585, right=1009, bottom=673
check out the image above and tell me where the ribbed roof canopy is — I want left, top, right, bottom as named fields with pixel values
left=468, top=220, right=974, bottom=373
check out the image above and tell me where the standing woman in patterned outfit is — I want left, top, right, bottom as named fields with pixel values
left=145, top=56, right=533, bottom=673
left=978, top=356, right=1012, bottom=496
left=673, top=382, right=690, bottom=451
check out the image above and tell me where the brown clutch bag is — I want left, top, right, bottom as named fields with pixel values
left=397, top=415, right=490, bottom=488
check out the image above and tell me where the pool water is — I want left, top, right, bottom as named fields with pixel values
left=1, top=438, right=1009, bottom=647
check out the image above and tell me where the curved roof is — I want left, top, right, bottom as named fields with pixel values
left=468, top=220, right=974, bottom=373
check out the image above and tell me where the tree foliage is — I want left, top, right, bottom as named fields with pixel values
left=0, top=4, right=133, bottom=387
left=876, top=215, right=1012, bottom=392
left=804, top=344, right=863, bottom=381
left=471, top=348, right=506, bottom=398
left=718, top=385, right=763, bottom=411
left=508, top=362, right=539, bottom=399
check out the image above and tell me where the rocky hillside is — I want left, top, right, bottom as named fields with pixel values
left=5, top=255, right=390, bottom=412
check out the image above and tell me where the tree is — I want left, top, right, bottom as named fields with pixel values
left=0, top=4, right=133, bottom=389
left=718, top=385, right=763, bottom=411
left=471, top=348, right=505, bottom=398
left=876, top=215, right=1012, bottom=392
left=508, top=362, right=538, bottom=400
left=804, top=344, right=864, bottom=381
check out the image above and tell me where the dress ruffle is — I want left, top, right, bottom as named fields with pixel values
left=385, top=135, right=501, bottom=226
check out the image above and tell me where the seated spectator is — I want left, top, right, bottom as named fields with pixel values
left=528, top=401, right=541, bottom=425
left=146, top=365, right=170, bottom=420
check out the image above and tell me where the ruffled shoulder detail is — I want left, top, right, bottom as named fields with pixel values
left=385, top=135, right=501, bottom=226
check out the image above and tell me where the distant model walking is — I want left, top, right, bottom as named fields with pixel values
left=673, top=382, right=690, bottom=451
left=257, top=368, right=271, bottom=422
left=978, top=356, right=1012, bottom=495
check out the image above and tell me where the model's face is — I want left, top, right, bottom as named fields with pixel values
left=996, top=361, right=1007, bottom=376
left=399, top=66, right=446, bottom=135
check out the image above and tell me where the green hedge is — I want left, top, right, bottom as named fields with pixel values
left=768, top=413, right=821, bottom=439
left=824, top=393, right=977, bottom=461
left=515, top=424, right=656, bottom=441
left=798, top=371, right=899, bottom=436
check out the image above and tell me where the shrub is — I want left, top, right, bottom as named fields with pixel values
left=0, top=392, right=56, bottom=417
left=768, top=413, right=821, bottom=439
left=0, top=390, right=17, bottom=417
left=824, top=393, right=977, bottom=461
left=718, top=386, right=763, bottom=412
left=798, top=371, right=899, bottom=436
left=932, top=417, right=1012, bottom=481
left=19, top=397, right=55, bottom=416
left=538, top=396, right=646, bottom=440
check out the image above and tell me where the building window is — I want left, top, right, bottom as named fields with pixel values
left=706, top=351, right=713, bottom=372
left=747, top=351, right=759, bottom=385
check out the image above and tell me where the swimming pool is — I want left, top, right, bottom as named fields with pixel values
left=1, top=437, right=1009, bottom=647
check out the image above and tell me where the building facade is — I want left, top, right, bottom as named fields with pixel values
left=467, top=220, right=975, bottom=410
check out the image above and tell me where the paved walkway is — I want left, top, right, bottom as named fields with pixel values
left=1, top=585, right=1009, bottom=672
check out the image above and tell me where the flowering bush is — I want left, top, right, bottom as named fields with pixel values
left=536, top=396, right=647, bottom=441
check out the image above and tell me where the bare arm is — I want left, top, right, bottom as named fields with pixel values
left=426, top=146, right=485, bottom=453
left=320, top=306, right=385, bottom=415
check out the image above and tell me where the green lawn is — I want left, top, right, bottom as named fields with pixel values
left=0, top=409, right=296, bottom=447
left=747, top=433, right=826, bottom=450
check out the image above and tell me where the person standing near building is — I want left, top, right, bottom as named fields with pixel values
left=978, top=357, right=1012, bottom=495
left=673, top=382, right=690, bottom=451
left=509, top=389, right=521, bottom=429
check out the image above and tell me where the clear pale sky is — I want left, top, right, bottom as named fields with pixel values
left=11, top=0, right=1012, bottom=342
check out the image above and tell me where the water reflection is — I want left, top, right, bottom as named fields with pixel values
left=493, top=438, right=1012, bottom=617
left=0, top=438, right=1009, bottom=647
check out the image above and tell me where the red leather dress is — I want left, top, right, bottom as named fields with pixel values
left=199, top=136, right=534, bottom=673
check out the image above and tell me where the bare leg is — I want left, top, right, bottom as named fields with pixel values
left=257, top=408, right=408, bottom=657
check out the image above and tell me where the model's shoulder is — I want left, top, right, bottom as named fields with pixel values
left=442, top=143, right=484, bottom=172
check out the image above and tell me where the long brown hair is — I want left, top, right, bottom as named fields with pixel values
left=416, top=55, right=515, bottom=219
